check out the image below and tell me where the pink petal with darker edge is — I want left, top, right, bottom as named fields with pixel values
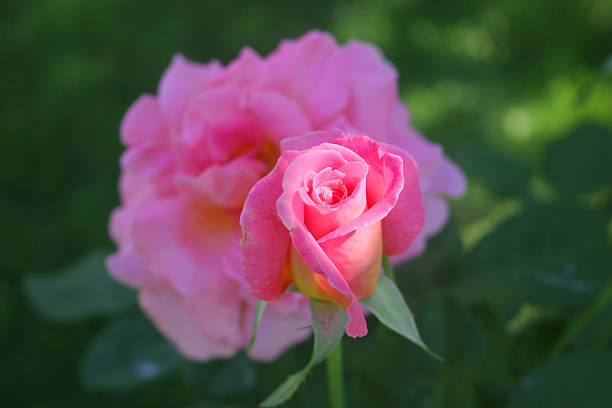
left=380, top=142, right=425, bottom=255
left=240, top=158, right=292, bottom=300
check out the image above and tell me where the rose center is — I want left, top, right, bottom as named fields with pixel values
left=314, top=180, right=348, bottom=205
left=302, top=167, right=355, bottom=208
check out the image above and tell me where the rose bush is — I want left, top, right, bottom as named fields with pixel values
left=241, top=130, right=425, bottom=337
left=107, top=30, right=465, bottom=360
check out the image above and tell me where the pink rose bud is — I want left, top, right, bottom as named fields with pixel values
left=241, top=130, right=426, bottom=338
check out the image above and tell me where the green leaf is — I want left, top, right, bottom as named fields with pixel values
left=260, top=372, right=309, bottom=407
left=544, top=123, right=612, bottom=195
left=467, top=202, right=612, bottom=310
left=308, top=299, right=349, bottom=366
left=396, top=220, right=463, bottom=305
left=416, top=294, right=487, bottom=407
left=362, top=274, right=441, bottom=360
left=449, top=271, right=523, bottom=306
left=509, top=353, right=612, bottom=408
left=0, top=278, right=12, bottom=337
left=576, top=58, right=612, bottom=105
left=81, top=318, right=180, bottom=391
left=247, top=300, right=267, bottom=353
left=208, top=354, right=256, bottom=397
left=418, top=293, right=483, bottom=364
left=23, top=250, right=136, bottom=322
left=572, top=304, right=612, bottom=351
left=549, top=275, right=612, bottom=358
left=260, top=298, right=347, bottom=407
left=602, top=54, right=612, bottom=76
left=451, top=141, right=530, bottom=197
left=189, top=402, right=250, bottom=408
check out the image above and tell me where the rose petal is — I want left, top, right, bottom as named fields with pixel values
left=390, top=195, right=449, bottom=264
left=240, top=158, right=292, bottom=300
left=277, top=146, right=364, bottom=230
left=289, top=246, right=351, bottom=307
left=320, top=115, right=355, bottom=132
left=317, top=148, right=405, bottom=244
left=120, top=95, right=168, bottom=146
left=280, top=129, right=343, bottom=154
left=379, top=142, right=425, bottom=255
left=391, top=234, right=427, bottom=265
left=342, top=41, right=398, bottom=139
left=319, top=221, right=383, bottom=298
left=183, top=289, right=244, bottom=347
left=387, top=114, right=466, bottom=198
left=422, top=194, right=451, bottom=237
left=209, top=47, right=265, bottom=91
left=428, top=156, right=468, bottom=198
left=131, top=196, right=237, bottom=294
left=108, top=207, right=130, bottom=246
left=303, top=162, right=368, bottom=239
left=290, top=223, right=367, bottom=337
left=247, top=90, right=312, bottom=143
left=266, top=30, right=349, bottom=125
left=106, top=249, right=162, bottom=289
left=119, top=144, right=176, bottom=199
left=180, top=88, right=263, bottom=171
left=177, top=157, right=267, bottom=209
left=247, top=293, right=312, bottom=361
left=158, top=54, right=222, bottom=131
left=140, top=290, right=236, bottom=361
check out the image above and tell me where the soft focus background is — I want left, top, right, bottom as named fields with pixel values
left=2, top=0, right=612, bottom=407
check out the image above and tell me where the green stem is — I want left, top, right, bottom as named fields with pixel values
left=326, top=340, right=345, bottom=408
left=549, top=275, right=612, bottom=358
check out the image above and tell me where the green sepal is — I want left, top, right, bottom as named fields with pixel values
left=260, top=298, right=347, bottom=407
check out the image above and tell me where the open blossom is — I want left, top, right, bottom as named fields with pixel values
left=107, top=30, right=466, bottom=361
left=241, top=130, right=425, bottom=337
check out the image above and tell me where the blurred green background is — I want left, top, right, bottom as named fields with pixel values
left=1, top=0, right=611, bottom=407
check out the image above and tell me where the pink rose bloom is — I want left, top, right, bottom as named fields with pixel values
left=107, top=30, right=465, bottom=360
left=263, top=31, right=466, bottom=263
left=241, top=130, right=425, bottom=337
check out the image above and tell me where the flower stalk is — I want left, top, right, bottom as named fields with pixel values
left=326, top=340, right=345, bottom=408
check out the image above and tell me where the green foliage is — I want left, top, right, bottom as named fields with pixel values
left=544, top=123, right=612, bottom=195
left=23, top=250, right=136, bottom=322
left=208, top=355, right=256, bottom=397
left=81, top=318, right=181, bottom=391
left=260, top=299, right=347, bottom=407
left=509, top=352, right=612, bottom=408
left=362, top=274, right=439, bottom=359
left=190, top=403, right=250, bottom=408
left=467, top=202, right=612, bottom=310
left=247, top=300, right=267, bottom=352
left=451, top=141, right=530, bottom=197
